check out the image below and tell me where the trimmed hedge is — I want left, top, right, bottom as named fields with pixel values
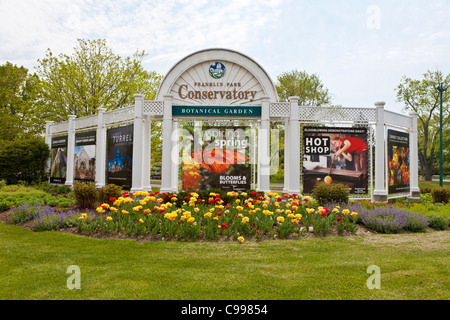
left=312, top=182, right=350, bottom=206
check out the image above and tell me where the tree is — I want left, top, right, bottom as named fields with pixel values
left=275, top=69, right=334, bottom=106
left=273, top=70, right=335, bottom=182
left=395, top=70, right=450, bottom=180
left=0, top=137, right=50, bottom=184
left=36, top=39, right=162, bottom=122
left=0, top=62, right=44, bottom=140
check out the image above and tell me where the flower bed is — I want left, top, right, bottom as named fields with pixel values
left=75, top=191, right=360, bottom=242
left=3, top=189, right=439, bottom=242
left=328, top=201, right=429, bottom=234
left=7, top=203, right=80, bottom=231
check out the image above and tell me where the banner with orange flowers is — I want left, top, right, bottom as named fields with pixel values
left=387, top=129, right=410, bottom=194
left=182, top=125, right=251, bottom=192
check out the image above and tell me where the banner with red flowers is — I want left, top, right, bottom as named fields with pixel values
left=181, top=125, right=251, bottom=192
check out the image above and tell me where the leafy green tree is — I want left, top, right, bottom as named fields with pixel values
left=0, top=137, right=50, bottom=184
left=395, top=70, right=450, bottom=180
left=0, top=62, right=44, bottom=140
left=275, top=69, right=333, bottom=106
left=274, top=70, right=335, bottom=182
left=36, top=39, right=162, bottom=122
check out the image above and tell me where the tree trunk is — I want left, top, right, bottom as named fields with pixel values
left=419, top=151, right=434, bottom=181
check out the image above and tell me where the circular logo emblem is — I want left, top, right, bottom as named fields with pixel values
left=209, top=62, right=225, bottom=79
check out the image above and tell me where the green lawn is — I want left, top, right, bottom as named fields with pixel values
left=419, top=180, right=450, bottom=189
left=0, top=222, right=448, bottom=300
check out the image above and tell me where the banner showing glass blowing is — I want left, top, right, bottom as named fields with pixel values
left=74, top=131, right=96, bottom=182
left=302, top=127, right=368, bottom=194
left=182, top=125, right=251, bottom=192
left=106, top=125, right=133, bottom=189
left=50, top=135, right=68, bottom=184
left=387, top=129, right=410, bottom=194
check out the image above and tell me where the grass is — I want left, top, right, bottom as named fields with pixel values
left=419, top=180, right=450, bottom=189
left=0, top=222, right=448, bottom=300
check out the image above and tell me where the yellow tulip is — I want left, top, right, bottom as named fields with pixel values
left=204, top=212, right=212, bottom=218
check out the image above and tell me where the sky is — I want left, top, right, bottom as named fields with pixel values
left=1, top=0, right=449, bottom=114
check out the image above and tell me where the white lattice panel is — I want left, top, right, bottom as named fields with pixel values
left=270, top=102, right=290, bottom=118
left=74, top=114, right=98, bottom=130
left=299, top=106, right=376, bottom=123
left=49, top=121, right=68, bottom=135
left=384, top=110, right=411, bottom=129
left=104, top=105, right=134, bottom=125
left=143, top=100, right=163, bottom=116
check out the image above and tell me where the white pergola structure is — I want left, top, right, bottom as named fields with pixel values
left=134, top=48, right=294, bottom=195
left=45, top=48, right=420, bottom=202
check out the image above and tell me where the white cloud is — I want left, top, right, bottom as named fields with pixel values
left=0, top=0, right=449, bottom=113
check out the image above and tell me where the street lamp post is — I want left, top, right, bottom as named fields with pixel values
left=436, top=82, right=449, bottom=187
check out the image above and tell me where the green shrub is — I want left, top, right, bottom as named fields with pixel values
left=427, top=214, right=449, bottom=230
left=420, top=193, right=433, bottom=204
left=47, top=200, right=59, bottom=207
left=420, top=186, right=432, bottom=194
left=58, top=200, right=72, bottom=208
left=312, top=182, right=350, bottom=206
left=0, top=137, right=50, bottom=184
left=98, top=184, right=122, bottom=204
left=56, top=185, right=72, bottom=194
left=431, top=187, right=450, bottom=204
left=73, top=182, right=98, bottom=209
left=0, top=201, right=11, bottom=212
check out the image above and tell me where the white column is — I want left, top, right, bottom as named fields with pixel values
left=409, top=112, right=420, bottom=199
left=287, top=96, right=300, bottom=194
left=257, top=96, right=271, bottom=193
left=142, top=115, right=152, bottom=191
left=131, top=94, right=145, bottom=192
left=160, top=95, right=173, bottom=193
left=45, top=121, right=53, bottom=181
left=95, top=108, right=106, bottom=188
left=283, top=118, right=290, bottom=194
left=373, top=102, right=388, bottom=202
left=65, top=115, right=76, bottom=187
left=171, top=120, right=179, bottom=193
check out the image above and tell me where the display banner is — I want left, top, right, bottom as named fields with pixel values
left=387, top=129, right=410, bottom=194
left=74, top=131, right=96, bottom=182
left=106, top=125, right=133, bottom=189
left=302, top=127, right=368, bottom=194
left=50, top=135, right=68, bottom=184
left=182, top=125, right=251, bottom=192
